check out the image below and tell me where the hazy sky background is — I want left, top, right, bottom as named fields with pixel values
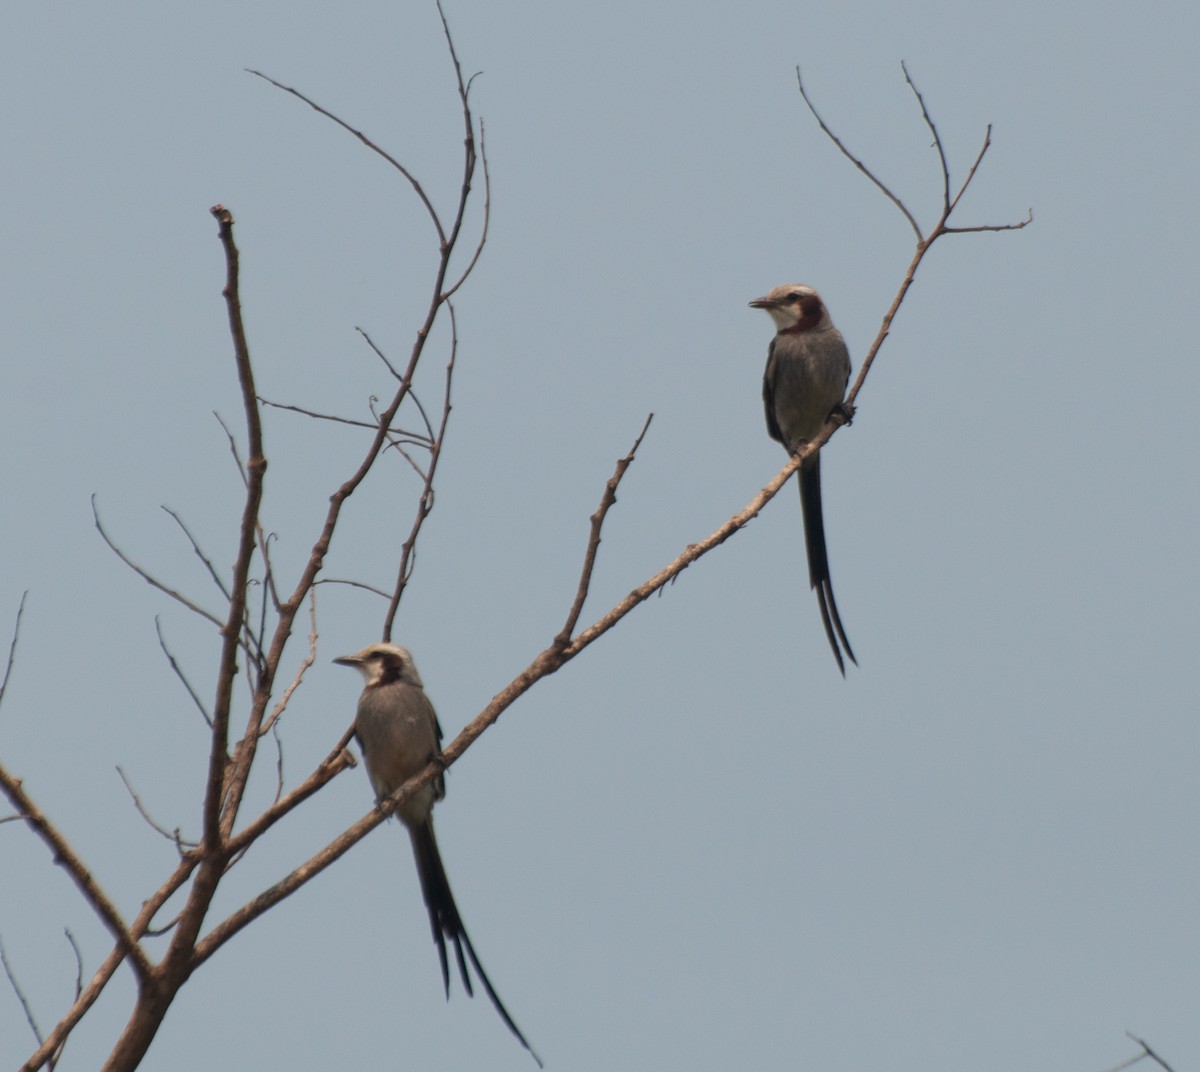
left=2, top=1, right=1197, bottom=1069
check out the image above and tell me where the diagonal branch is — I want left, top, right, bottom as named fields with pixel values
left=161, top=506, right=232, bottom=601
left=1124, top=1034, right=1177, bottom=1072
left=92, top=499, right=225, bottom=632
left=247, top=71, right=446, bottom=248
left=382, top=302, right=458, bottom=640
left=0, top=591, right=27, bottom=710
left=1, top=937, right=44, bottom=1051
left=556, top=414, right=654, bottom=645
left=901, top=60, right=951, bottom=211
left=21, top=851, right=202, bottom=1071
left=154, top=617, right=213, bottom=727
left=0, top=770, right=153, bottom=984
left=116, top=766, right=197, bottom=850
left=796, top=67, right=923, bottom=240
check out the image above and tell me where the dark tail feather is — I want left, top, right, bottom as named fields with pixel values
left=798, top=457, right=856, bottom=674
left=409, top=821, right=543, bottom=1067
left=410, top=821, right=453, bottom=995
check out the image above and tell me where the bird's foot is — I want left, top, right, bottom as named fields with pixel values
left=832, top=401, right=855, bottom=427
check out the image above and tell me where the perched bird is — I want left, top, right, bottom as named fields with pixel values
left=750, top=283, right=856, bottom=674
left=334, top=643, right=541, bottom=1066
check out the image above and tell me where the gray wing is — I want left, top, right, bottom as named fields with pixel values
left=762, top=336, right=785, bottom=445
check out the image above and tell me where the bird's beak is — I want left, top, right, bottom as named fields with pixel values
left=332, top=654, right=360, bottom=667
left=749, top=296, right=776, bottom=309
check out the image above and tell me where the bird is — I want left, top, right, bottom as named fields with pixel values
left=750, top=283, right=856, bottom=675
left=333, top=642, right=542, bottom=1066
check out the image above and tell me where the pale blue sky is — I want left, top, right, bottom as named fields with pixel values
left=2, top=2, right=1197, bottom=1069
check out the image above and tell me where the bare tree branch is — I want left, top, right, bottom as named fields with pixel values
left=247, top=70, right=447, bottom=248
left=901, top=59, right=951, bottom=211
left=0, top=771, right=152, bottom=985
left=383, top=301, right=458, bottom=640
left=14, top=26, right=1033, bottom=1072
left=314, top=576, right=392, bottom=599
left=21, top=852, right=202, bottom=1071
left=442, top=115, right=490, bottom=300
left=154, top=617, right=213, bottom=727
left=0, top=591, right=27, bottom=710
left=115, top=766, right=196, bottom=850
left=256, top=395, right=422, bottom=435
left=91, top=499, right=225, bottom=632
left=794, top=63, right=1032, bottom=411
left=160, top=506, right=231, bottom=601
left=357, top=325, right=405, bottom=382
left=261, top=589, right=317, bottom=739
left=1, top=936, right=44, bottom=1049
left=796, top=67, right=923, bottom=240
left=203, top=204, right=267, bottom=850
left=213, top=411, right=249, bottom=488
left=1123, top=1033, right=1177, bottom=1072
left=556, top=414, right=654, bottom=645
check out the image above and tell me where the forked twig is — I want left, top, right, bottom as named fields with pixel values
left=382, top=301, right=458, bottom=640
left=91, top=498, right=224, bottom=632
left=796, top=62, right=1031, bottom=406
left=1120, top=1033, right=1177, bottom=1072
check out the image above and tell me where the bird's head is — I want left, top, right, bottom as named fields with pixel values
left=749, top=283, right=830, bottom=334
left=333, top=643, right=424, bottom=689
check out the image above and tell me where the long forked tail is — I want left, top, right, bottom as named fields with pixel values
left=409, top=820, right=543, bottom=1067
left=798, top=456, right=856, bottom=675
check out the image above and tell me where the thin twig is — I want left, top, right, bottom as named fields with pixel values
left=248, top=70, right=446, bottom=248
left=1126, top=1033, right=1177, bottom=1072
left=443, top=115, right=491, bottom=300
left=51, top=928, right=85, bottom=1068
left=431, top=0, right=483, bottom=289
left=91, top=498, right=225, bottom=632
left=949, top=125, right=990, bottom=212
left=795, top=63, right=1031, bottom=412
left=357, top=326, right=405, bottom=382
left=1, top=937, right=44, bottom=1047
left=214, top=411, right=249, bottom=488
left=116, top=766, right=197, bottom=849
left=271, top=722, right=286, bottom=805
left=155, top=617, right=213, bottom=727
left=943, top=214, right=1033, bottom=235
left=64, top=929, right=84, bottom=1001
left=796, top=67, right=922, bottom=240
left=261, top=588, right=318, bottom=740
left=313, top=577, right=392, bottom=599
left=382, top=300, right=458, bottom=641
left=382, top=437, right=433, bottom=480
left=556, top=414, right=654, bottom=645
left=901, top=61, right=951, bottom=211
left=355, top=329, right=440, bottom=462
left=369, top=394, right=435, bottom=451
left=0, top=591, right=27, bottom=710
left=257, top=396, right=420, bottom=434
left=161, top=506, right=231, bottom=600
